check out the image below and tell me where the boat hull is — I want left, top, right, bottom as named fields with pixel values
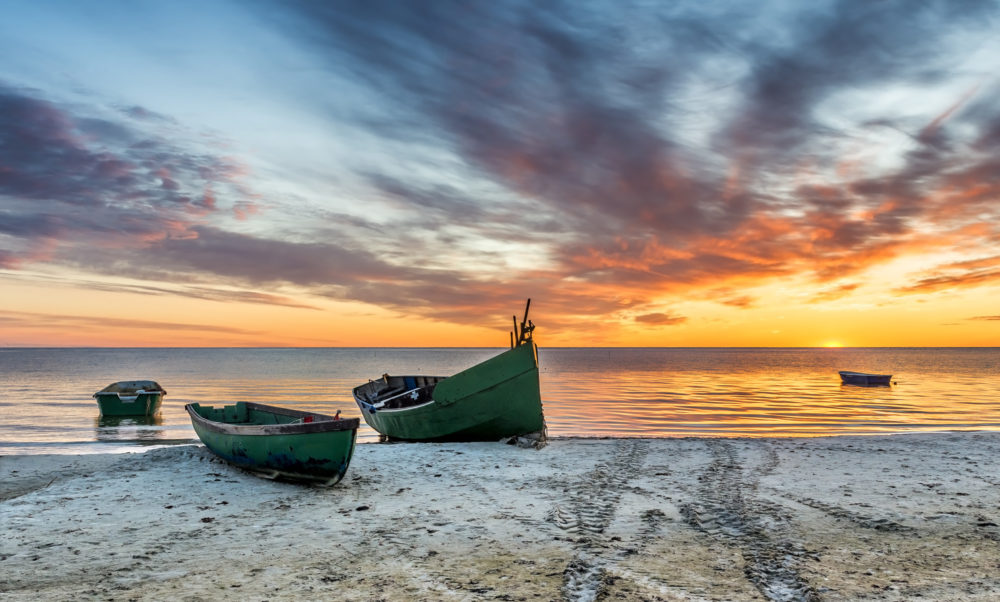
left=355, top=342, right=545, bottom=442
left=839, top=371, right=893, bottom=386
left=95, top=392, right=164, bottom=416
left=93, top=380, right=166, bottom=416
left=185, top=402, right=359, bottom=486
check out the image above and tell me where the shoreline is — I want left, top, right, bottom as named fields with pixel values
left=3, top=432, right=1000, bottom=600
left=7, top=424, right=999, bottom=453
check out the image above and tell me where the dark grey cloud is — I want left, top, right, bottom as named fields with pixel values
left=0, top=83, right=261, bottom=280
left=722, top=0, right=996, bottom=157
left=285, top=1, right=749, bottom=235
left=147, top=225, right=392, bottom=286
left=365, top=173, right=568, bottom=248
left=0, top=83, right=237, bottom=216
left=0, top=213, right=65, bottom=238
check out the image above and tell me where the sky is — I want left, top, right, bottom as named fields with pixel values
left=1, top=0, right=999, bottom=347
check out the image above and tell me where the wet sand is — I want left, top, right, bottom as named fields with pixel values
left=2, top=432, right=999, bottom=601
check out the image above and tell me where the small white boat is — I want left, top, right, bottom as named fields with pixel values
left=839, top=371, right=892, bottom=386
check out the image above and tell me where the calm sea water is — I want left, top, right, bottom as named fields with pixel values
left=1, top=347, right=998, bottom=455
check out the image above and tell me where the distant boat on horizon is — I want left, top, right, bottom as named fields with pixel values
left=839, top=371, right=893, bottom=386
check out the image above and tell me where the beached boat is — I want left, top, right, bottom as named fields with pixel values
left=185, top=402, right=360, bottom=486
left=353, top=300, right=546, bottom=442
left=93, top=380, right=166, bottom=416
left=839, top=371, right=893, bottom=386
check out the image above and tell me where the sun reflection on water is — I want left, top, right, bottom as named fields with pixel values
left=1, top=347, right=998, bottom=453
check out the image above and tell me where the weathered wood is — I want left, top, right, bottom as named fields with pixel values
left=352, top=301, right=546, bottom=442
left=186, top=402, right=359, bottom=486
left=517, top=298, right=532, bottom=345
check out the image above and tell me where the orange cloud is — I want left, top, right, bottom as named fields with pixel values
left=898, top=256, right=1000, bottom=294
left=634, top=312, right=687, bottom=326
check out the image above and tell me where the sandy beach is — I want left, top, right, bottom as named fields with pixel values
left=2, top=432, right=999, bottom=601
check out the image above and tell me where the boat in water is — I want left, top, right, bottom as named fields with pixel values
left=185, top=402, right=360, bottom=486
left=839, top=371, right=893, bottom=386
left=353, top=300, right=546, bottom=442
left=93, top=380, right=166, bottom=416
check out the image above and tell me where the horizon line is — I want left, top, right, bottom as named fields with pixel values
left=2, top=345, right=998, bottom=350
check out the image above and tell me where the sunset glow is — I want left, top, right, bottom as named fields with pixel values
left=2, top=1, right=999, bottom=347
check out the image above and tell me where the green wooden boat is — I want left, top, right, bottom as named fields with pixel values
left=93, top=380, right=166, bottom=416
left=185, top=402, right=360, bottom=486
left=353, top=300, right=546, bottom=442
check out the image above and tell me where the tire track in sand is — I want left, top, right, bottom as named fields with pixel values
left=681, top=440, right=819, bottom=602
left=546, top=439, right=651, bottom=602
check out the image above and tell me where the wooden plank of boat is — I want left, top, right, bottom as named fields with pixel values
left=839, top=371, right=893, bottom=386
left=185, top=402, right=360, bottom=486
left=93, top=380, right=166, bottom=417
left=352, top=300, right=546, bottom=442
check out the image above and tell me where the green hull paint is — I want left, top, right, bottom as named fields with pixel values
left=93, top=380, right=166, bottom=416
left=186, top=402, right=359, bottom=486
left=354, top=342, right=545, bottom=442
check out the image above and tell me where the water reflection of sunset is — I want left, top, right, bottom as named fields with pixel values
left=537, top=348, right=1000, bottom=439
left=3, top=347, right=999, bottom=454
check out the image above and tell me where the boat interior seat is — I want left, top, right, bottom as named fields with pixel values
left=379, top=387, right=405, bottom=399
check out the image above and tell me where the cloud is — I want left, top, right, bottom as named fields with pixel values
left=0, top=82, right=252, bottom=264
left=811, top=282, right=861, bottom=303
left=634, top=312, right=687, bottom=326
left=0, top=310, right=260, bottom=334
left=0, top=83, right=236, bottom=211
left=721, top=1, right=996, bottom=157
left=1, top=270, right=321, bottom=310
left=899, top=270, right=1000, bottom=294
left=82, top=282, right=322, bottom=310
left=719, top=295, right=756, bottom=309
left=969, top=315, right=1000, bottom=321
left=897, top=256, right=1000, bottom=294
left=0, top=213, right=65, bottom=238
